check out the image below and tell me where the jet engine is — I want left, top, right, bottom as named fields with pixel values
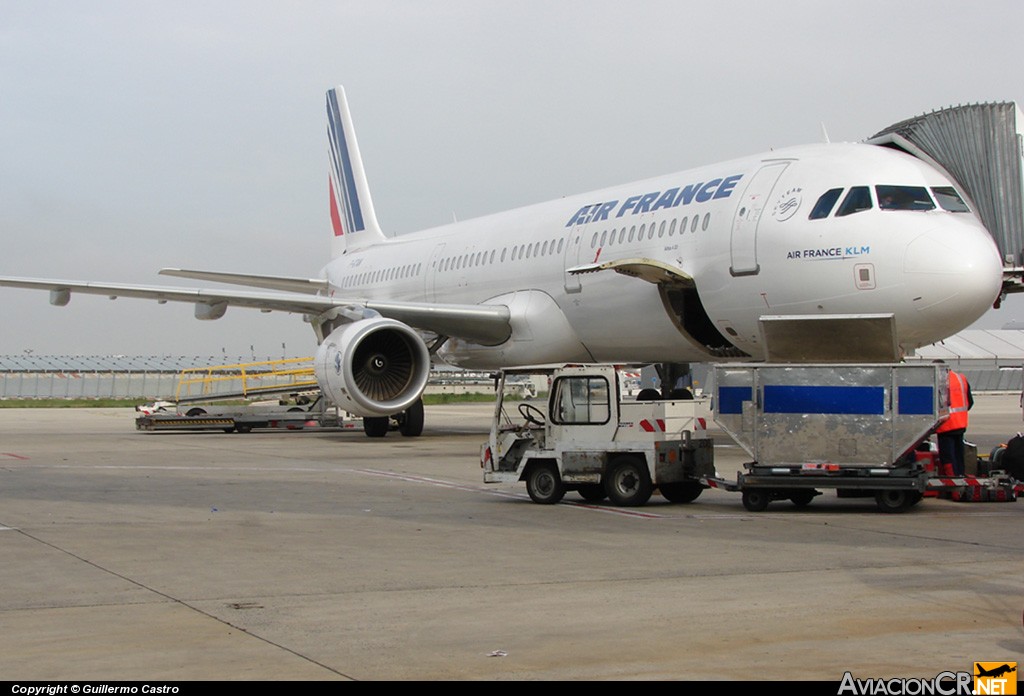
left=313, top=318, right=431, bottom=417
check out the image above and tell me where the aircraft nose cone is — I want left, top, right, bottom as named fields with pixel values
left=903, top=222, right=1002, bottom=337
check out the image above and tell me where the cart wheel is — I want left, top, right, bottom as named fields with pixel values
left=577, top=484, right=606, bottom=502
left=235, top=423, right=253, bottom=434
left=526, top=462, right=565, bottom=505
left=874, top=489, right=917, bottom=513
left=790, top=490, right=815, bottom=508
left=742, top=489, right=770, bottom=512
left=660, top=481, right=704, bottom=503
left=186, top=407, right=206, bottom=417
left=604, top=455, right=652, bottom=507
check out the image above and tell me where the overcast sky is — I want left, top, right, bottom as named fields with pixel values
left=2, top=0, right=1023, bottom=357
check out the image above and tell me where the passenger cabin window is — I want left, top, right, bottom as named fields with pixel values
left=836, top=186, right=872, bottom=217
left=876, top=185, right=935, bottom=211
left=809, top=188, right=843, bottom=219
left=550, top=376, right=611, bottom=425
left=931, top=186, right=971, bottom=212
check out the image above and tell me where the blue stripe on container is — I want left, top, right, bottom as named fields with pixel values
left=717, top=386, right=752, bottom=415
left=897, top=386, right=933, bottom=415
left=763, top=385, right=884, bottom=415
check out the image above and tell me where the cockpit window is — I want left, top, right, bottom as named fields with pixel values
left=876, top=185, right=935, bottom=211
left=809, top=188, right=843, bottom=220
left=835, top=186, right=872, bottom=217
left=931, top=186, right=971, bottom=212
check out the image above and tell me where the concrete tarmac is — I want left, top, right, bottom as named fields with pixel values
left=0, top=396, right=1022, bottom=681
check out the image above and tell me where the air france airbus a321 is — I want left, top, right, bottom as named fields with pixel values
left=0, top=86, right=1004, bottom=436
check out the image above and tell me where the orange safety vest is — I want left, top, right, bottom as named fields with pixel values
left=937, top=371, right=969, bottom=432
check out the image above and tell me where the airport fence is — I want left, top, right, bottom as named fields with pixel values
left=0, top=362, right=499, bottom=401
left=1, top=363, right=1019, bottom=401
left=0, top=370, right=181, bottom=400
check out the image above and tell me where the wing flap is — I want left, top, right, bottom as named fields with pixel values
left=365, top=300, right=510, bottom=345
left=159, top=268, right=330, bottom=294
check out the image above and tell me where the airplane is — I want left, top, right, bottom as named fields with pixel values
left=975, top=664, right=1016, bottom=679
left=0, top=86, right=1006, bottom=437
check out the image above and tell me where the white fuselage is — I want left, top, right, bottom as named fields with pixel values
left=321, top=142, right=1003, bottom=368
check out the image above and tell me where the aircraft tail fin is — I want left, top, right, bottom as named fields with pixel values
left=327, top=86, right=386, bottom=258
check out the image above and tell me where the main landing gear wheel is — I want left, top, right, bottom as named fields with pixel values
left=363, top=416, right=389, bottom=438
left=398, top=398, right=424, bottom=437
left=526, top=462, right=565, bottom=504
left=518, top=403, right=546, bottom=426
left=659, top=481, right=704, bottom=503
left=874, top=489, right=921, bottom=513
left=604, top=455, right=653, bottom=507
left=741, top=489, right=770, bottom=512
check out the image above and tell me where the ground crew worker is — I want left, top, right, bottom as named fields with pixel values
left=935, top=362, right=973, bottom=476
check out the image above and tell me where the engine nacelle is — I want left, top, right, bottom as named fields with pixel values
left=314, top=318, right=431, bottom=417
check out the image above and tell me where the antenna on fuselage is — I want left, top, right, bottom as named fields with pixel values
left=820, top=122, right=831, bottom=143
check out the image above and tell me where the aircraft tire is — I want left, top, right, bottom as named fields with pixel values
left=398, top=398, right=424, bottom=437
left=363, top=416, right=389, bottom=438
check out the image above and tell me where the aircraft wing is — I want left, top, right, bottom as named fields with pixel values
left=0, top=275, right=511, bottom=345
left=159, top=268, right=330, bottom=294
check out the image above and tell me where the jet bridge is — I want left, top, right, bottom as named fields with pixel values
left=867, top=102, right=1024, bottom=293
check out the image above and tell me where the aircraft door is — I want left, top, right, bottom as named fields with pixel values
left=426, top=243, right=446, bottom=302
left=563, top=227, right=585, bottom=294
left=730, top=162, right=789, bottom=276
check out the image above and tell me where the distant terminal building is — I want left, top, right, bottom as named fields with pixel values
left=906, top=329, right=1024, bottom=391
